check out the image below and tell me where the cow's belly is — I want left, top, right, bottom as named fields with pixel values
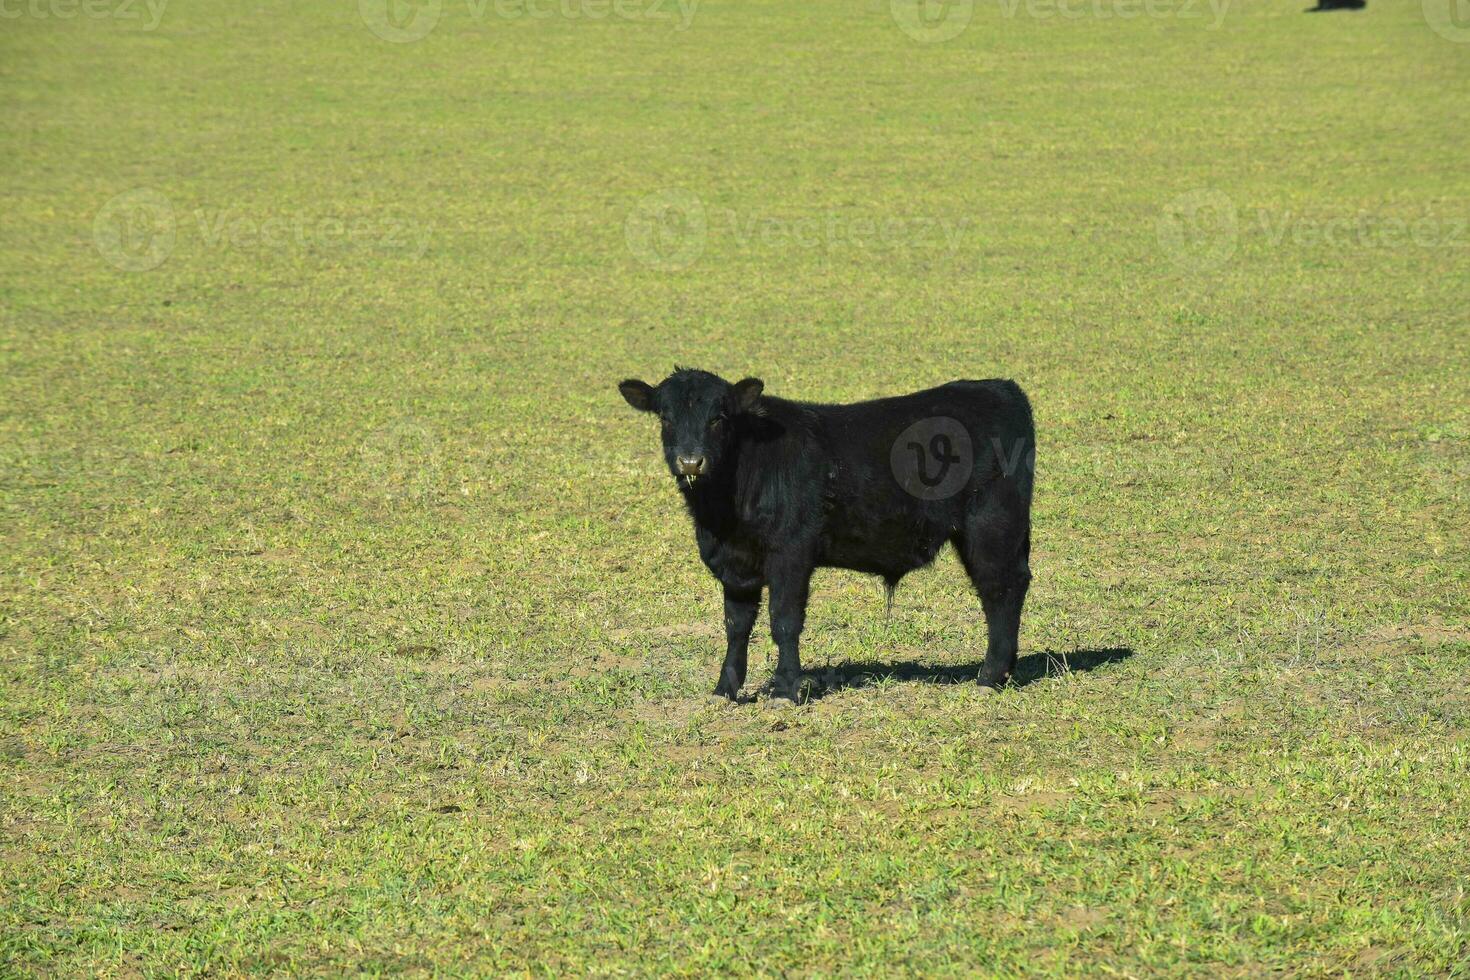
left=819, top=516, right=950, bottom=578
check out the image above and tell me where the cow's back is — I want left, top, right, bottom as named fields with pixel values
left=773, top=380, right=1033, bottom=577
left=808, top=379, right=1031, bottom=483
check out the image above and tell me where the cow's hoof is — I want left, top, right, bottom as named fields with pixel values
left=712, top=681, right=741, bottom=701
left=770, top=673, right=817, bottom=704
left=976, top=671, right=1011, bottom=691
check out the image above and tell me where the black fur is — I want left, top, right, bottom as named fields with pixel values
left=619, top=368, right=1035, bottom=702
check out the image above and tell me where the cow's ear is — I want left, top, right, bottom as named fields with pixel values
left=730, top=377, right=764, bottom=415
left=619, top=379, right=656, bottom=412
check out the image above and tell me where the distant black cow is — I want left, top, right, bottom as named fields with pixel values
left=619, top=368, right=1034, bottom=702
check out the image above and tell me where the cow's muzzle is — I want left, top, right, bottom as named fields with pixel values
left=676, top=455, right=707, bottom=483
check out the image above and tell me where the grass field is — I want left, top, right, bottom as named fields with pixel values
left=2, top=0, right=1468, bottom=973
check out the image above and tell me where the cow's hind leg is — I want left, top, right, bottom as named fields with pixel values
left=955, top=488, right=1032, bottom=689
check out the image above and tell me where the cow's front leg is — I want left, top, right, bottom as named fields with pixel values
left=715, top=585, right=760, bottom=700
left=767, top=556, right=814, bottom=702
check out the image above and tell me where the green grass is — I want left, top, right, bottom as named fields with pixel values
left=2, top=0, right=1468, bottom=973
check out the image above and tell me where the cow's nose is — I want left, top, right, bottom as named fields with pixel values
left=676, top=455, right=707, bottom=475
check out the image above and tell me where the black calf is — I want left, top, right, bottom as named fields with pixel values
left=619, top=368, right=1034, bottom=702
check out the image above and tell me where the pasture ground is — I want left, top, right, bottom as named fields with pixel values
left=2, top=0, right=1468, bottom=973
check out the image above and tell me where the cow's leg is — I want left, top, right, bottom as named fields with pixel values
left=714, top=585, right=760, bottom=700
left=766, top=556, right=814, bottom=702
left=957, top=493, right=1032, bottom=689
left=974, top=562, right=1029, bottom=688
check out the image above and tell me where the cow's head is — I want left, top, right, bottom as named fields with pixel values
left=618, top=368, right=764, bottom=488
